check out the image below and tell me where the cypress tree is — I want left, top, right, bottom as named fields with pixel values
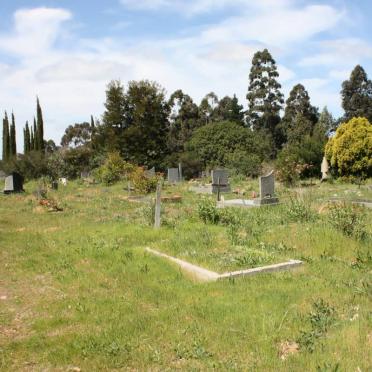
left=24, top=121, right=31, bottom=153
left=2, top=114, right=8, bottom=161
left=246, top=49, right=284, bottom=137
left=341, top=65, right=372, bottom=122
left=2, top=112, right=10, bottom=161
left=36, top=97, right=44, bottom=151
left=90, top=115, right=95, bottom=129
left=9, top=112, right=17, bottom=157
left=33, top=117, right=38, bottom=151
left=30, top=126, right=34, bottom=151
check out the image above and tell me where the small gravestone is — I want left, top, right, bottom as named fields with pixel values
left=253, top=171, right=278, bottom=205
left=3, top=172, right=24, bottom=194
left=321, top=157, right=329, bottom=181
left=59, top=177, right=67, bottom=186
left=81, top=170, right=90, bottom=179
left=145, top=167, right=155, bottom=178
left=51, top=181, right=58, bottom=190
left=167, top=168, right=180, bottom=183
left=211, top=169, right=230, bottom=193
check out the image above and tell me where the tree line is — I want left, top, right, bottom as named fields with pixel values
left=1, top=49, right=371, bottom=180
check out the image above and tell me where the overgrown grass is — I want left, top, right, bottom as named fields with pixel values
left=0, top=179, right=371, bottom=370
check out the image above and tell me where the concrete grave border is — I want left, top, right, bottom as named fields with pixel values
left=145, top=248, right=303, bottom=282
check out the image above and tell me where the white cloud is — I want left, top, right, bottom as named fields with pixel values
left=199, top=5, right=344, bottom=46
left=0, top=7, right=71, bottom=57
left=299, top=38, right=372, bottom=67
left=119, top=0, right=292, bottom=15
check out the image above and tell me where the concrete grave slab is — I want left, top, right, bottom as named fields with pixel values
left=146, top=248, right=303, bottom=283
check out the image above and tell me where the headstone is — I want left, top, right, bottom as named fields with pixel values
left=154, top=182, right=162, bottom=229
left=51, top=181, right=58, bottom=190
left=145, top=167, right=155, bottom=178
left=321, top=157, right=329, bottom=181
left=3, top=172, right=24, bottom=194
left=81, top=170, right=90, bottom=179
left=59, top=178, right=67, bottom=186
left=211, top=169, right=230, bottom=193
left=167, top=168, right=180, bottom=183
left=253, top=171, right=278, bottom=205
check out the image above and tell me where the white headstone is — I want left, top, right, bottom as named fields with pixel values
left=321, top=157, right=329, bottom=180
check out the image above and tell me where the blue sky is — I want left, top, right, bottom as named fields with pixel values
left=1, top=0, right=372, bottom=152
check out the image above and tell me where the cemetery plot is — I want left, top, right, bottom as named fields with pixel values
left=146, top=247, right=303, bottom=282
left=0, top=178, right=371, bottom=371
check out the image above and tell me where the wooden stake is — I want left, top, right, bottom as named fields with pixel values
left=154, top=182, right=162, bottom=229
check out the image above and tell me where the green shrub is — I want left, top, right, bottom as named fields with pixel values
left=298, top=299, right=336, bottom=353
left=94, top=152, right=134, bottom=185
left=276, top=147, right=301, bottom=186
left=327, top=203, right=367, bottom=240
left=140, top=202, right=155, bottom=226
left=285, top=198, right=316, bottom=222
left=129, top=167, right=158, bottom=194
left=197, top=198, right=220, bottom=224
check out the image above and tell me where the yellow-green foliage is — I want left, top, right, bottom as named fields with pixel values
left=130, top=167, right=159, bottom=193
left=94, top=152, right=134, bottom=185
left=325, top=117, right=372, bottom=177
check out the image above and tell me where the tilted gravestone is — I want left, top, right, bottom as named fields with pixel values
left=167, top=168, right=180, bottom=183
left=211, top=169, right=230, bottom=193
left=253, top=171, right=279, bottom=205
left=145, top=167, right=155, bottom=178
left=3, top=172, right=24, bottom=194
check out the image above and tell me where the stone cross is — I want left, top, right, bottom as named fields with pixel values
left=154, top=182, right=162, bottom=229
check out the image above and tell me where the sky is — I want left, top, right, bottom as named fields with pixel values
left=1, top=0, right=372, bottom=154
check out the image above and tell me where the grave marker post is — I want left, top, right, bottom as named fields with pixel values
left=178, top=163, right=182, bottom=182
left=154, top=181, right=162, bottom=229
left=217, top=177, right=221, bottom=201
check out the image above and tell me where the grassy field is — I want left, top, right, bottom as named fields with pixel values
left=0, top=178, right=371, bottom=371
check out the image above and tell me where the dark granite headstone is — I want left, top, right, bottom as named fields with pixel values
left=3, top=172, right=24, bottom=194
left=211, top=169, right=230, bottom=193
left=253, top=171, right=278, bottom=205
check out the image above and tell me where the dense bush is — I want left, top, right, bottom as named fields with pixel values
left=325, top=117, right=372, bottom=178
left=187, top=121, right=269, bottom=174
left=129, top=167, right=159, bottom=193
left=94, top=152, right=134, bottom=185
left=275, top=147, right=302, bottom=186
left=4, top=151, right=48, bottom=180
